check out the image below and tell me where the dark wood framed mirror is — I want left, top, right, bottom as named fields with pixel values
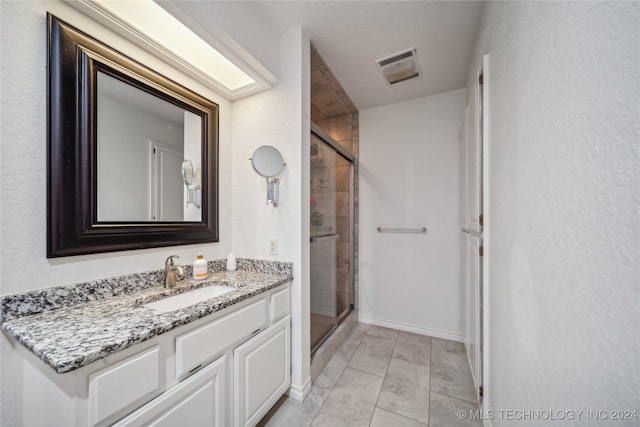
left=47, top=14, right=219, bottom=257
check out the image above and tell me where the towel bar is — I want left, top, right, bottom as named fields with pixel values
left=377, top=227, right=427, bottom=234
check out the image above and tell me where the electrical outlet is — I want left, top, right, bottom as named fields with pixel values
left=268, top=238, right=277, bottom=255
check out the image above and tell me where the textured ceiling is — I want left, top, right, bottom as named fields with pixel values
left=255, top=1, right=486, bottom=110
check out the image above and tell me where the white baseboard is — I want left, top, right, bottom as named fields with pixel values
left=358, top=315, right=464, bottom=342
left=287, top=376, right=311, bottom=402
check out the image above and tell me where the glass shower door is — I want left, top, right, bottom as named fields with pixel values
left=310, top=133, right=352, bottom=352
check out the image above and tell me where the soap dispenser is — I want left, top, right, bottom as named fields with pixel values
left=192, top=253, right=208, bottom=280
left=226, top=253, right=237, bottom=272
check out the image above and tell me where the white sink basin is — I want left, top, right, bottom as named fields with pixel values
left=143, top=285, right=235, bottom=313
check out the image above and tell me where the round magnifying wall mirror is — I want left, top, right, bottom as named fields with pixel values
left=182, top=160, right=195, bottom=186
left=251, top=145, right=285, bottom=178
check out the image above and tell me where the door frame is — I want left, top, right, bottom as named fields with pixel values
left=480, top=53, right=491, bottom=417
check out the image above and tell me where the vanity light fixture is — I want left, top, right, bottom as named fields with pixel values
left=376, top=48, right=421, bottom=85
left=72, top=0, right=269, bottom=98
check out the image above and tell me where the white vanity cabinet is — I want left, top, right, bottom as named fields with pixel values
left=15, top=282, right=291, bottom=427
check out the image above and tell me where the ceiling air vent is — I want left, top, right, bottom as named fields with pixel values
left=376, top=48, right=421, bottom=85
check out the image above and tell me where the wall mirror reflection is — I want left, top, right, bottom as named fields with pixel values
left=96, top=72, right=203, bottom=222
left=47, top=14, right=219, bottom=257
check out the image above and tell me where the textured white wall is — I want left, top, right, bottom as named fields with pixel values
left=468, top=2, right=640, bottom=423
left=231, top=27, right=311, bottom=399
left=359, top=89, right=466, bottom=340
left=0, top=2, right=233, bottom=424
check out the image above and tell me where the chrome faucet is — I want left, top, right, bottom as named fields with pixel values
left=164, top=255, right=184, bottom=288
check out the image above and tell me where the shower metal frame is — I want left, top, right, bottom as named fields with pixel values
left=310, top=122, right=356, bottom=355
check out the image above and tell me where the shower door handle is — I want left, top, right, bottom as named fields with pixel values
left=310, top=234, right=340, bottom=242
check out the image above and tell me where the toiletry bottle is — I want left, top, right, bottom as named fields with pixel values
left=226, top=253, right=237, bottom=272
left=193, top=253, right=208, bottom=280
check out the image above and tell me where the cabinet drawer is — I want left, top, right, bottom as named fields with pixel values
left=176, top=299, right=268, bottom=378
left=270, top=286, right=290, bottom=321
left=114, top=356, right=226, bottom=427
left=89, top=346, right=161, bottom=426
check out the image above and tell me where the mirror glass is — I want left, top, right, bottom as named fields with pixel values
left=97, top=72, right=202, bottom=222
left=251, top=145, right=285, bottom=178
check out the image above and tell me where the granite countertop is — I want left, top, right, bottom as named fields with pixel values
left=1, top=258, right=293, bottom=374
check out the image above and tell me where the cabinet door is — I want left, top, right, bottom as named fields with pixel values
left=114, top=356, right=226, bottom=427
left=234, top=316, right=290, bottom=427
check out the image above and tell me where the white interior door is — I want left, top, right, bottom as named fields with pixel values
left=468, top=73, right=483, bottom=233
left=461, top=233, right=469, bottom=354
left=467, top=234, right=482, bottom=401
left=459, top=106, right=470, bottom=230
left=150, top=141, right=184, bottom=221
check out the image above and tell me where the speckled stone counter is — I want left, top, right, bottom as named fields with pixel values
left=1, top=258, right=293, bottom=374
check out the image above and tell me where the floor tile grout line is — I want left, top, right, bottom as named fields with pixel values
left=430, top=389, right=479, bottom=404
left=430, top=339, right=479, bottom=406
left=302, top=326, right=480, bottom=427
left=345, top=365, right=386, bottom=379
left=375, top=332, right=433, bottom=426
left=313, top=327, right=366, bottom=389
left=308, top=327, right=369, bottom=427
left=312, top=383, right=332, bottom=392
left=368, top=332, right=399, bottom=426
left=377, top=406, right=430, bottom=426
left=386, top=338, right=431, bottom=426
left=431, top=389, right=480, bottom=405
left=308, top=389, right=327, bottom=427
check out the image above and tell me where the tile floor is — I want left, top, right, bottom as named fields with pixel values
left=264, top=323, right=482, bottom=427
